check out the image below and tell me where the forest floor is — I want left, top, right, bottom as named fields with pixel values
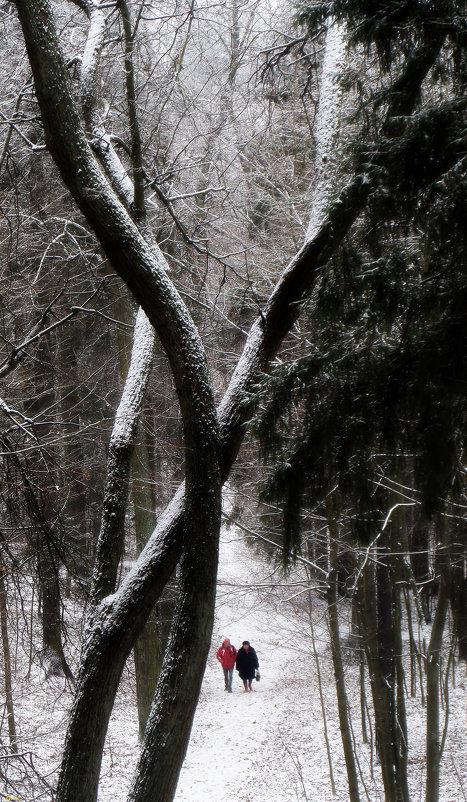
left=4, top=525, right=467, bottom=802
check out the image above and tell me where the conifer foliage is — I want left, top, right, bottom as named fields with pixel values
left=253, top=10, right=465, bottom=800
left=255, top=0, right=466, bottom=544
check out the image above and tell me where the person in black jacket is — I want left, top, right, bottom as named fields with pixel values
left=235, top=640, right=260, bottom=692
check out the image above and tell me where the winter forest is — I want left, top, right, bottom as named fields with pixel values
left=0, top=0, right=466, bottom=800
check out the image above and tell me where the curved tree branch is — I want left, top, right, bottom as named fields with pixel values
left=90, top=306, right=155, bottom=607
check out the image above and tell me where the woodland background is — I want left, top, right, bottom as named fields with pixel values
left=0, top=1, right=465, bottom=801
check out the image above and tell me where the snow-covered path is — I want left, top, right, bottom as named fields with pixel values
left=173, top=527, right=342, bottom=802
left=9, top=524, right=466, bottom=801
left=95, top=524, right=342, bottom=802
left=172, top=526, right=467, bottom=802
left=95, top=524, right=467, bottom=802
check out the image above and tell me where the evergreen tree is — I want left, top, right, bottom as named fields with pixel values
left=255, top=0, right=466, bottom=545
left=254, top=11, right=466, bottom=797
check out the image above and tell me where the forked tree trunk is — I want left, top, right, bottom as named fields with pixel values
left=127, top=499, right=220, bottom=802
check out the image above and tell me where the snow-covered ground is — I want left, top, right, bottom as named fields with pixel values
left=3, top=525, right=467, bottom=801
left=174, top=528, right=467, bottom=802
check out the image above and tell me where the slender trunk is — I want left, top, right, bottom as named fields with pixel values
left=37, top=547, right=73, bottom=680
left=90, top=308, right=155, bottom=606
left=0, top=556, right=18, bottom=751
left=403, top=586, right=421, bottom=699
left=410, top=515, right=433, bottom=623
left=305, top=559, right=336, bottom=795
left=359, top=646, right=368, bottom=745
left=112, top=289, right=164, bottom=739
left=357, top=561, right=398, bottom=801
left=425, top=575, right=449, bottom=802
left=25, top=336, right=72, bottom=680
left=13, top=2, right=449, bottom=798
left=326, top=502, right=360, bottom=802
left=425, top=513, right=451, bottom=802
left=132, top=429, right=164, bottom=740
left=57, top=337, right=90, bottom=572
left=390, top=486, right=410, bottom=802
left=392, top=582, right=409, bottom=802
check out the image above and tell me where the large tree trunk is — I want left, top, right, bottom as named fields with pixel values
left=127, top=500, right=219, bottom=802
left=14, top=7, right=222, bottom=799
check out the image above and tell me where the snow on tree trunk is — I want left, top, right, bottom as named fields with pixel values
left=91, top=307, right=155, bottom=608
left=306, top=20, right=346, bottom=243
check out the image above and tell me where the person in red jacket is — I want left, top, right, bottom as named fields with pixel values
left=216, top=637, right=237, bottom=692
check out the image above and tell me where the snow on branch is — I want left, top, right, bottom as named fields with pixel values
left=306, top=20, right=347, bottom=242
left=91, top=307, right=155, bottom=606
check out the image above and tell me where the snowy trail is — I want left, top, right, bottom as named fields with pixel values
left=173, top=527, right=337, bottom=802
left=96, top=523, right=339, bottom=802
left=172, top=528, right=467, bottom=802
left=12, top=525, right=466, bottom=801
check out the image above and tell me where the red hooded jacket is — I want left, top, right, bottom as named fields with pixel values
left=216, top=642, right=237, bottom=669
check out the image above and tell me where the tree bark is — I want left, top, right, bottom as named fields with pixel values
left=326, top=501, right=361, bottom=802
left=425, top=575, right=449, bottom=802
left=0, top=555, right=18, bottom=751
left=357, top=561, right=398, bottom=801
left=132, top=426, right=165, bottom=741
left=91, top=307, right=155, bottom=607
